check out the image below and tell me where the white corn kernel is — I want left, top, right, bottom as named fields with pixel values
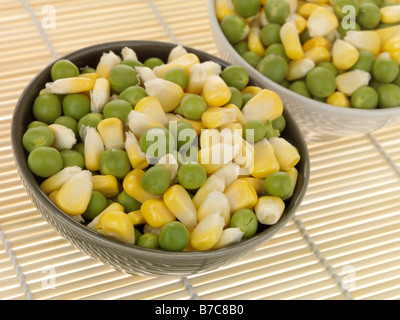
left=40, top=166, right=82, bottom=195
left=168, top=45, right=188, bottom=63
left=45, top=77, right=94, bottom=94
left=84, top=127, right=104, bottom=171
left=127, top=110, right=164, bottom=138
left=255, top=196, right=285, bottom=225
left=90, top=77, right=110, bottom=113
left=213, top=228, right=244, bottom=249
left=48, top=124, right=77, bottom=151
left=96, top=50, right=121, bottom=78
left=336, top=69, right=371, bottom=96
left=121, top=47, right=138, bottom=61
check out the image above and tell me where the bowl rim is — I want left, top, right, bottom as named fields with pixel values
left=206, top=0, right=400, bottom=117
left=11, top=40, right=310, bottom=262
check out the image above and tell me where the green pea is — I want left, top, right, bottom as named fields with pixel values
left=169, top=121, right=197, bottom=151
left=242, top=120, right=267, bottom=143
left=350, top=50, right=376, bottom=73
left=143, top=57, right=164, bottom=69
left=138, top=233, right=160, bottom=249
left=264, top=171, right=294, bottom=199
left=369, top=78, right=383, bottom=90
left=233, top=41, right=249, bottom=55
left=77, top=112, right=104, bottom=132
left=116, top=190, right=141, bottom=213
left=176, top=94, right=207, bottom=120
left=135, top=229, right=142, bottom=244
left=28, top=146, right=63, bottom=178
left=279, top=79, right=290, bottom=89
left=32, top=93, right=62, bottom=124
left=72, top=142, right=84, bottom=155
left=242, top=93, right=254, bottom=106
left=264, top=0, right=290, bottom=25
left=164, top=67, right=188, bottom=89
left=60, top=149, right=85, bottom=169
left=318, top=61, right=339, bottom=77
left=62, top=94, right=90, bottom=121
left=27, top=120, right=47, bottom=129
left=299, top=28, right=311, bottom=44
left=264, top=43, right=290, bottom=63
left=265, top=120, right=279, bottom=139
left=333, top=0, right=359, bottom=19
left=289, top=80, right=312, bottom=98
left=272, top=115, right=286, bottom=133
left=80, top=67, right=96, bottom=74
left=220, top=14, right=248, bottom=44
left=228, top=86, right=243, bottom=109
left=51, top=59, right=79, bottom=81
left=393, top=73, right=400, bottom=87
left=82, top=191, right=108, bottom=220
left=242, top=51, right=262, bottom=68
left=121, top=59, right=144, bottom=69
left=372, top=58, right=399, bottom=83
left=140, top=127, right=175, bottom=160
left=306, top=67, right=336, bottom=98
left=377, top=84, right=400, bottom=108
left=257, top=54, right=288, bottom=84
left=177, top=163, right=207, bottom=190
left=141, top=166, right=171, bottom=195
left=22, top=126, right=54, bottom=153
left=357, top=3, right=381, bottom=29
left=109, top=64, right=138, bottom=94
left=221, top=65, right=249, bottom=90
left=230, top=209, right=258, bottom=239
left=119, top=86, right=147, bottom=107
left=233, top=0, right=261, bottom=18
left=103, top=99, right=132, bottom=124
left=351, top=86, right=379, bottom=109
left=99, top=149, right=131, bottom=179
left=260, top=23, right=282, bottom=47
left=54, top=116, right=79, bottom=139
left=158, top=221, right=189, bottom=252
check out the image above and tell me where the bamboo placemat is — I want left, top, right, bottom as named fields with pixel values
left=1, top=0, right=400, bottom=300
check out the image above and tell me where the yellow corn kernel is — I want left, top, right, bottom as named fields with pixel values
left=48, top=124, right=76, bottom=151
left=302, top=37, right=332, bottom=52
left=201, top=107, right=237, bottom=129
left=286, top=58, right=315, bottom=81
left=303, top=46, right=331, bottom=64
left=392, top=48, right=400, bottom=65
left=192, top=174, right=226, bottom=209
left=215, top=0, right=236, bottom=21
left=212, top=162, right=240, bottom=188
left=307, top=6, right=338, bottom=37
left=127, top=110, right=164, bottom=138
left=97, top=117, right=125, bottom=150
left=186, top=63, right=208, bottom=95
left=152, top=63, right=182, bottom=79
left=55, top=170, right=93, bottom=215
left=344, top=31, right=381, bottom=56
left=168, top=45, right=188, bottom=63
left=285, top=167, right=298, bottom=200
left=224, top=104, right=247, bottom=126
left=144, top=78, right=184, bottom=112
left=224, top=179, right=258, bottom=213
left=252, top=138, right=280, bottom=178
left=95, top=50, right=121, bottom=78
left=241, top=89, right=283, bottom=122
left=165, top=113, right=205, bottom=135
left=87, top=202, right=125, bottom=230
left=202, top=75, right=232, bottom=108
left=121, top=47, right=138, bottom=61
left=134, top=96, right=168, bottom=127
left=92, top=174, right=119, bottom=198
left=219, top=122, right=243, bottom=136
left=198, top=142, right=239, bottom=174
left=163, top=184, right=198, bottom=230
left=254, top=196, right=285, bottom=225
left=280, top=21, right=304, bottom=60
left=90, top=77, right=110, bottom=113
left=269, top=137, right=300, bottom=171
left=240, top=86, right=262, bottom=96
left=327, top=91, right=351, bottom=108
left=332, top=39, right=359, bottom=70
left=125, top=131, right=149, bottom=170
left=40, top=166, right=82, bottom=195
left=291, top=13, right=307, bottom=34
left=141, top=199, right=176, bottom=228
left=123, top=169, right=162, bottom=203
left=376, top=25, right=400, bottom=48
left=96, top=210, right=135, bottom=244
left=213, top=227, right=244, bottom=249
left=45, top=77, right=94, bottom=95
left=127, top=210, right=146, bottom=225
left=162, top=53, right=200, bottom=74
left=336, top=69, right=371, bottom=96
left=298, top=3, right=319, bottom=18
left=383, top=35, right=400, bottom=54
left=200, top=129, right=221, bottom=149
left=190, top=213, right=225, bottom=251
left=197, top=190, right=230, bottom=227
left=380, top=5, right=400, bottom=24
left=48, top=190, right=58, bottom=204
left=240, top=177, right=265, bottom=195
left=79, top=72, right=99, bottom=82
left=84, top=127, right=104, bottom=172
left=248, top=27, right=265, bottom=57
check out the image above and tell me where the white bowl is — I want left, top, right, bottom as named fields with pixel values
left=207, top=0, right=400, bottom=142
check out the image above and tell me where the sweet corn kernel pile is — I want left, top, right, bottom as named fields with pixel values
left=23, top=45, right=301, bottom=252
left=216, top=0, right=400, bottom=109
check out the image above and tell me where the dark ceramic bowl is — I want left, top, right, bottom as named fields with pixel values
left=11, top=40, right=309, bottom=276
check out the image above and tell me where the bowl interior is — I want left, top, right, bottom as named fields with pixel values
left=11, top=40, right=310, bottom=275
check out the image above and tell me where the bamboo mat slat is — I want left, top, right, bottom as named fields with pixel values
left=1, top=0, right=400, bottom=300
